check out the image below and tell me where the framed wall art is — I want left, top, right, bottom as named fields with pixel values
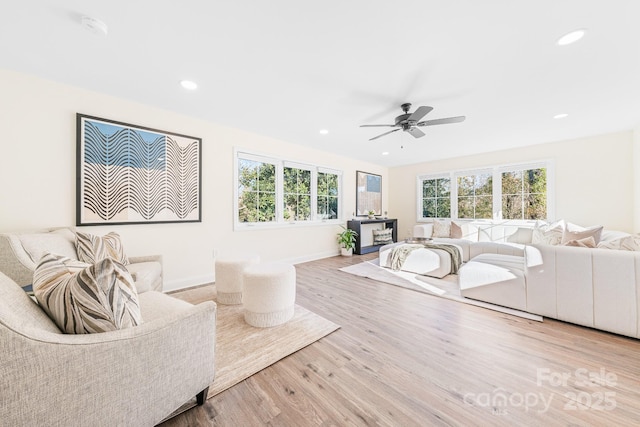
left=356, top=171, right=382, bottom=216
left=76, top=114, right=202, bottom=225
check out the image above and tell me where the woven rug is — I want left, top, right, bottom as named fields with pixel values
left=163, top=292, right=339, bottom=421
left=340, top=259, right=542, bottom=322
left=208, top=302, right=339, bottom=396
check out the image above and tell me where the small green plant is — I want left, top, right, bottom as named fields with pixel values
left=337, top=225, right=358, bottom=250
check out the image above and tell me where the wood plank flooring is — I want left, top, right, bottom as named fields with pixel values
left=159, top=253, right=640, bottom=426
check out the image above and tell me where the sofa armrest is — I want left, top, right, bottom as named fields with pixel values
left=129, top=254, right=163, bottom=265
left=1, top=298, right=216, bottom=426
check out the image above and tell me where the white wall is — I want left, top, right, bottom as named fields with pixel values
left=0, top=69, right=388, bottom=290
left=389, top=131, right=635, bottom=240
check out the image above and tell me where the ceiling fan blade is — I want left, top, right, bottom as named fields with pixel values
left=360, top=124, right=396, bottom=128
left=408, top=106, right=433, bottom=122
left=407, top=127, right=426, bottom=139
left=369, top=128, right=400, bottom=141
left=417, top=116, right=466, bottom=127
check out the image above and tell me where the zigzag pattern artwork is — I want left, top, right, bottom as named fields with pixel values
left=78, top=116, right=201, bottom=224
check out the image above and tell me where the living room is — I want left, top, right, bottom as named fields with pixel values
left=2, top=1, right=640, bottom=426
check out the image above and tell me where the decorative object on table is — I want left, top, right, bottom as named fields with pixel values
left=337, top=225, right=358, bottom=256
left=76, top=114, right=202, bottom=225
left=356, top=170, right=381, bottom=216
left=367, top=210, right=376, bottom=219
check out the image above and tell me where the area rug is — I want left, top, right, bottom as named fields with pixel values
left=340, top=259, right=542, bottom=322
left=163, top=295, right=339, bottom=421
left=208, top=302, right=339, bottom=397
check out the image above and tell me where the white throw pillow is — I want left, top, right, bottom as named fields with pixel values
left=450, top=221, right=478, bottom=241
left=432, top=220, right=451, bottom=238
left=531, top=220, right=565, bottom=245
left=598, top=234, right=640, bottom=251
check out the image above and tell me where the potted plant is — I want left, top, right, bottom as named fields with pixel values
left=337, top=226, right=358, bottom=256
left=368, top=210, right=376, bottom=219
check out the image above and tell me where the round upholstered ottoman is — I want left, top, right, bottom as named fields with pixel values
left=242, top=262, right=296, bottom=327
left=214, top=253, right=260, bottom=305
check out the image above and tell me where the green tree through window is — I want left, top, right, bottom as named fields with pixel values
left=422, top=177, right=450, bottom=218
left=457, top=173, right=493, bottom=219
left=502, top=168, right=546, bottom=220
left=318, top=172, right=339, bottom=219
left=283, top=166, right=311, bottom=221
left=238, top=159, right=276, bottom=222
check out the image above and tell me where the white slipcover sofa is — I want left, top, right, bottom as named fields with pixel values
left=0, top=227, right=163, bottom=293
left=406, top=221, right=640, bottom=339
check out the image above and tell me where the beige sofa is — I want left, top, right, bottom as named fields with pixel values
left=0, top=269, right=217, bottom=426
left=0, top=227, right=163, bottom=293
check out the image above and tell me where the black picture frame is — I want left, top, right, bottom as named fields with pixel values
left=356, top=171, right=382, bottom=216
left=76, top=114, right=202, bottom=225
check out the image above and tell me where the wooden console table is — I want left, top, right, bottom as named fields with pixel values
left=347, top=218, right=398, bottom=255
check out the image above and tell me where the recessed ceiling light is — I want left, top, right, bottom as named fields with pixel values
left=81, top=16, right=108, bottom=36
left=557, top=29, right=586, bottom=46
left=180, top=80, right=198, bottom=90
left=553, top=113, right=569, bottom=119
left=382, top=152, right=389, bottom=156
left=319, top=129, right=329, bottom=135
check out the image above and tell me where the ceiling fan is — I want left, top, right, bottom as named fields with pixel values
left=360, top=103, right=465, bottom=141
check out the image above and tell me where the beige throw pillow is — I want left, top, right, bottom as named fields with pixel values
left=561, top=223, right=603, bottom=245
left=432, top=220, right=451, bottom=238
left=33, top=253, right=142, bottom=334
left=76, top=231, right=129, bottom=265
left=450, top=221, right=478, bottom=241
left=563, top=236, right=596, bottom=248
left=532, top=220, right=565, bottom=245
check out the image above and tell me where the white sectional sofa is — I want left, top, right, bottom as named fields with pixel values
left=401, top=221, right=640, bottom=340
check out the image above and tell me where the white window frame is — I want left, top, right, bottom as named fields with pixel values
left=416, top=160, right=554, bottom=224
left=416, top=173, right=451, bottom=220
left=234, top=148, right=343, bottom=230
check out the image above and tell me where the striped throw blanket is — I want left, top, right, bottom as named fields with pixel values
left=389, top=242, right=462, bottom=274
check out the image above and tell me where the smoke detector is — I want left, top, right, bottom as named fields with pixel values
left=81, top=16, right=108, bottom=36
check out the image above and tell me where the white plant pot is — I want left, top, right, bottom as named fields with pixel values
left=340, top=247, right=353, bottom=257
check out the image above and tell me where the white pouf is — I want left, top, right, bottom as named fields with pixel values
left=242, top=262, right=296, bottom=327
left=214, top=253, right=260, bottom=305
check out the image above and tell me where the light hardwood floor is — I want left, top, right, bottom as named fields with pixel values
left=159, top=253, right=640, bottom=426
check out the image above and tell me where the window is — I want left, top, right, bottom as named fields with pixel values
left=235, top=150, right=342, bottom=228
left=317, top=171, right=339, bottom=220
left=237, top=158, right=276, bottom=223
left=417, top=161, right=551, bottom=221
left=457, top=171, right=493, bottom=219
left=283, top=166, right=311, bottom=221
left=420, top=176, right=450, bottom=218
left=501, top=167, right=547, bottom=220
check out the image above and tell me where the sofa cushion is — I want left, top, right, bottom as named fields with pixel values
left=33, top=253, right=142, bottom=334
left=598, top=234, right=640, bottom=251
left=451, top=221, right=479, bottom=241
left=19, top=228, right=78, bottom=264
left=76, top=231, right=129, bottom=265
left=126, top=261, right=163, bottom=293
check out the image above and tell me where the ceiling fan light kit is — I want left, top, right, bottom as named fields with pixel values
left=360, top=103, right=466, bottom=141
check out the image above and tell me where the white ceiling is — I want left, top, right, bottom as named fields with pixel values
left=2, top=1, right=640, bottom=167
